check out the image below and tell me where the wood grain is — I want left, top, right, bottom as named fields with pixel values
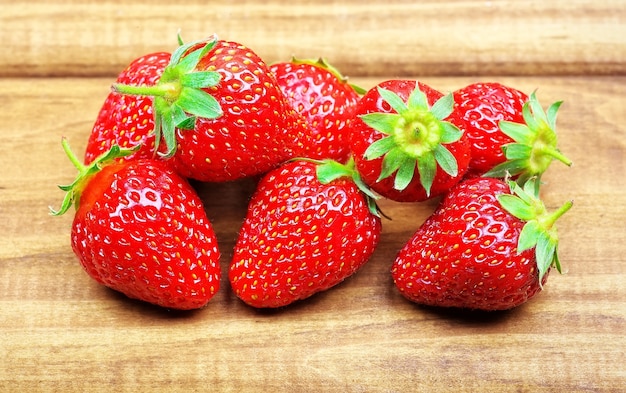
left=1, top=0, right=625, bottom=78
left=1, top=75, right=624, bottom=392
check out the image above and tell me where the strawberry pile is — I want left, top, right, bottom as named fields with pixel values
left=52, top=34, right=572, bottom=312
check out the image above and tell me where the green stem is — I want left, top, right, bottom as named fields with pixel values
left=112, top=82, right=176, bottom=99
left=543, top=147, right=573, bottom=167
left=61, top=137, right=87, bottom=174
left=542, top=200, right=574, bottom=230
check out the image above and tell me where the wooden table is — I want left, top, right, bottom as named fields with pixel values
left=1, top=1, right=624, bottom=392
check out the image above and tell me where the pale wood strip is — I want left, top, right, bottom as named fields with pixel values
left=1, top=0, right=624, bottom=77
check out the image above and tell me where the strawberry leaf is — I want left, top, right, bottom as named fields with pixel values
left=499, top=121, right=532, bottom=145
left=521, top=177, right=541, bottom=200
left=379, top=148, right=410, bottom=181
left=364, top=135, right=397, bottom=160
left=440, top=122, right=463, bottom=144
left=378, top=87, right=408, bottom=113
left=552, top=247, right=563, bottom=274
left=498, top=194, right=536, bottom=221
left=407, top=86, right=429, bottom=110
left=316, top=158, right=354, bottom=183
left=172, top=38, right=217, bottom=73
left=178, top=88, right=222, bottom=119
left=395, top=160, right=416, bottom=191
left=416, top=152, right=436, bottom=196
left=181, top=71, right=221, bottom=89
left=360, top=113, right=399, bottom=136
left=430, top=93, right=455, bottom=120
left=484, top=158, right=525, bottom=178
left=501, top=143, right=532, bottom=160
left=535, top=232, right=557, bottom=285
left=546, top=100, right=563, bottom=129
left=177, top=117, right=196, bottom=130
left=170, top=103, right=189, bottom=127
left=350, top=83, right=368, bottom=95
left=433, top=144, right=458, bottom=177
left=517, top=220, right=541, bottom=252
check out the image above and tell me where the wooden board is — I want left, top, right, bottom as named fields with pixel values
left=1, top=75, right=624, bottom=392
left=1, top=1, right=625, bottom=392
left=1, top=0, right=625, bottom=77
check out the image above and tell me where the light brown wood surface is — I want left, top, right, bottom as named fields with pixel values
left=2, top=0, right=625, bottom=77
left=1, top=1, right=625, bottom=392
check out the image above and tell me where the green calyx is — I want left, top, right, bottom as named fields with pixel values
left=360, top=85, right=463, bottom=196
left=305, top=157, right=383, bottom=218
left=485, top=91, right=572, bottom=184
left=497, top=177, right=573, bottom=286
left=50, top=138, right=137, bottom=216
left=112, top=35, right=223, bottom=158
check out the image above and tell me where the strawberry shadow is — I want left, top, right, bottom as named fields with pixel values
left=230, top=281, right=348, bottom=318
left=101, top=287, right=209, bottom=320
left=413, top=303, right=522, bottom=326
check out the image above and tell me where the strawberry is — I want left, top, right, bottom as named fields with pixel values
left=51, top=139, right=221, bottom=310
left=84, top=52, right=171, bottom=164
left=349, top=79, right=471, bottom=202
left=113, top=35, right=312, bottom=182
left=391, top=176, right=572, bottom=311
left=270, top=58, right=362, bottom=162
left=452, top=82, right=529, bottom=177
left=453, top=83, right=571, bottom=182
left=229, top=158, right=382, bottom=308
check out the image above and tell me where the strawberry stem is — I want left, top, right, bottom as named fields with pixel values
left=542, top=146, right=573, bottom=167
left=540, top=199, right=574, bottom=231
left=61, top=137, right=87, bottom=174
left=112, top=82, right=179, bottom=101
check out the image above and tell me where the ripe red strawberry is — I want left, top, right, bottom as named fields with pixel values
left=229, top=158, right=382, bottom=308
left=52, top=139, right=221, bottom=310
left=349, top=79, right=471, bottom=202
left=270, top=58, right=362, bottom=162
left=391, top=176, right=572, bottom=311
left=453, top=83, right=572, bottom=182
left=84, top=52, right=171, bottom=164
left=452, top=82, right=529, bottom=177
left=114, top=36, right=312, bottom=182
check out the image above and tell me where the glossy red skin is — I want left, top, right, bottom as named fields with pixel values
left=71, top=159, right=221, bottom=310
left=270, top=61, right=360, bottom=162
left=229, top=160, right=382, bottom=308
left=170, top=40, right=313, bottom=182
left=349, top=79, right=471, bottom=202
left=84, top=52, right=171, bottom=164
left=453, top=82, right=528, bottom=177
left=391, top=177, right=547, bottom=311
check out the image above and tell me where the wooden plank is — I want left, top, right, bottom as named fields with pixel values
left=0, top=75, right=624, bottom=392
left=1, top=0, right=624, bottom=77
